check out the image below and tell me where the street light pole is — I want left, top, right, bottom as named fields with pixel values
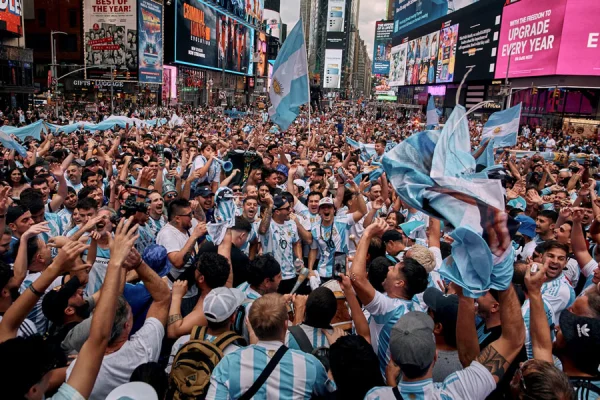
left=110, top=65, right=114, bottom=114
left=50, top=30, right=67, bottom=118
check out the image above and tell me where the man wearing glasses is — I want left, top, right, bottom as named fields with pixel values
left=258, top=196, right=302, bottom=294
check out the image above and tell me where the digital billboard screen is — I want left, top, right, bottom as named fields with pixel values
left=138, top=0, right=163, bottom=84
left=389, top=30, right=439, bottom=86
left=175, top=0, right=254, bottom=75
left=326, top=32, right=346, bottom=50
left=393, top=0, right=486, bottom=36
left=202, top=0, right=264, bottom=27
left=326, top=0, right=346, bottom=33
left=83, top=0, right=138, bottom=81
left=0, top=0, right=22, bottom=36
left=323, top=49, right=343, bottom=88
left=373, top=21, right=394, bottom=75
left=388, top=42, right=407, bottom=86
left=494, top=0, right=566, bottom=79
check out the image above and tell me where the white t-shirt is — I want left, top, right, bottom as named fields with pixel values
left=156, top=222, right=199, bottom=299
left=66, top=317, right=164, bottom=400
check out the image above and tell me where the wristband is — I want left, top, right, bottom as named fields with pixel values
left=28, top=284, right=43, bottom=297
left=168, top=314, right=183, bottom=326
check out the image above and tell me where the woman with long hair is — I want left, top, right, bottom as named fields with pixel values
left=7, top=167, right=29, bottom=200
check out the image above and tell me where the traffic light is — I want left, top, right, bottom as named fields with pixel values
left=553, top=88, right=561, bottom=98
left=532, top=87, right=538, bottom=95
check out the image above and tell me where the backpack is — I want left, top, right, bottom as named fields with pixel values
left=233, top=300, right=252, bottom=337
left=167, top=326, right=246, bottom=400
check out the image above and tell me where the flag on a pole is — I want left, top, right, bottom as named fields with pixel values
left=482, top=103, right=522, bottom=148
left=426, top=96, right=439, bottom=129
left=268, top=19, right=309, bottom=131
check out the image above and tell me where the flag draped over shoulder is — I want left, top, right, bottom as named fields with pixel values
left=268, top=20, right=309, bottom=131
left=482, top=104, right=522, bottom=148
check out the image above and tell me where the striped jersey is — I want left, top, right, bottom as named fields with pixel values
left=0, top=315, right=37, bottom=337
left=365, top=291, right=416, bottom=377
left=285, top=324, right=332, bottom=350
left=522, top=297, right=556, bottom=360
left=207, top=341, right=334, bottom=399
left=541, top=273, right=575, bottom=320
left=85, top=245, right=111, bottom=295
left=310, top=216, right=355, bottom=278
left=19, top=273, right=62, bottom=334
left=365, top=361, right=496, bottom=400
left=146, top=214, right=167, bottom=237
left=259, top=220, right=300, bottom=280
left=580, top=259, right=598, bottom=294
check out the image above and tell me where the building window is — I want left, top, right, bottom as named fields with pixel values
left=69, top=9, right=77, bottom=28
left=39, top=9, right=46, bottom=27
left=59, top=35, right=78, bottom=53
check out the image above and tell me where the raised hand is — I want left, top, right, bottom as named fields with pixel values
left=108, top=217, right=139, bottom=266
left=524, top=260, right=547, bottom=294
left=122, top=247, right=142, bottom=271
left=365, top=218, right=388, bottom=237
left=172, top=280, right=188, bottom=298
left=22, top=222, right=50, bottom=241
left=486, top=212, right=511, bottom=257
left=53, top=240, right=90, bottom=273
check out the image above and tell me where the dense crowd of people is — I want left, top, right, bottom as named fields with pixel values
left=0, top=101, right=598, bottom=400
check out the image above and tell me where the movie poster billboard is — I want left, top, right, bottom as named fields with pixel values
left=388, top=42, right=407, bottom=86
left=393, top=0, right=485, bottom=36
left=256, top=32, right=267, bottom=77
left=0, top=0, right=23, bottom=36
left=494, top=0, right=566, bottom=79
left=323, top=49, right=343, bottom=88
left=373, top=21, right=394, bottom=75
left=326, top=0, right=346, bottom=33
left=202, top=0, right=264, bottom=27
left=404, top=31, right=439, bottom=85
left=162, top=65, right=177, bottom=103
left=436, top=23, right=459, bottom=83
left=263, top=9, right=280, bottom=39
left=216, top=14, right=254, bottom=74
left=138, top=0, right=163, bottom=83
left=84, top=0, right=138, bottom=81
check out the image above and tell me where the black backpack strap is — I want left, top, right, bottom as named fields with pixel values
left=213, top=331, right=248, bottom=350
left=392, top=386, right=404, bottom=399
left=239, top=345, right=288, bottom=400
left=289, top=325, right=313, bottom=353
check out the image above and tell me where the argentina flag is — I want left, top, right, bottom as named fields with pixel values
left=206, top=187, right=236, bottom=245
left=426, top=96, right=439, bottom=129
left=268, top=20, right=309, bottom=131
left=482, top=104, right=522, bottom=148
left=0, top=131, right=27, bottom=157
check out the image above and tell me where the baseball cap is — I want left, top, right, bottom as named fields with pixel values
left=399, top=220, right=425, bottom=239
left=423, top=288, right=459, bottom=347
left=42, top=276, right=82, bottom=325
left=318, top=197, right=334, bottom=208
left=515, top=214, right=536, bottom=239
left=203, top=287, right=246, bottom=323
left=85, top=157, right=100, bottom=167
left=273, top=196, right=289, bottom=211
left=106, top=382, right=158, bottom=400
left=382, top=230, right=403, bottom=243
left=196, top=186, right=215, bottom=198
left=559, top=310, right=600, bottom=372
left=142, top=244, right=169, bottom=277
left=389, top=311, right=436, bottom=370
left=507, top=196, right=527, bottom=211
left=293, top=179, right=306, bottom=189
left=276, top=164, right=289, bottom=177
left=162, top=182, right=177, bottom=197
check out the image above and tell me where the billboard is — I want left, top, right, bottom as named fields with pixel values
left=494, top=0, right=566, bottom=79
left=83, top=0, right=138, bottom=81
left=256, top=32, right=267, bottom=77
left=175, top=0, right=253, bottom=75
left=326, top=32, right=346, bottom=50
left=323, top=49, right=343, bottom=88
left=326, top=0, right=346, bottom=33
left=138, top=0, right=163, bottom=83
left=373, top=21, right=394, bottom=75
left=435, top=23, right=458, bottom=83
left=389, top=30, right=439, bottom=86
left=388, top=42, right=407, bottom=86
left=393, top=0, right=485, bottom=36
left=0, top=0, right=22, bottom=35
left=162, top=65, right=177, bottom=103
left=202, top=0, right=264, bottom=27
left=556, top=0, right=600, bottom=76
left=263, top=9, right=280, bottom=39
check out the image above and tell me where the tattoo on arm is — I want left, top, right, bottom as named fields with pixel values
left=477, top=344, right=509, bottom=383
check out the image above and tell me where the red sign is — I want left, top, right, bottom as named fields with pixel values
left=0, top=0, right=23, bottom=36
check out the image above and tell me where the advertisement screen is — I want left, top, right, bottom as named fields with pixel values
left=162, top=65, right=177, bottom=103
left=256, top=32, right=267, bottom=77
left=452, top=1, right=502, bottom=81
left=435, top=23, right=458, bottom=83
left=326, top=0, right=346, bottom=33
left=202, top=0, right=264, bottom=27
left=556, top=0, right=600, bottom=76
left=323, top=49, right=343, bottom=88
left=326, top=32, right=345, bottom=50
left=263, top=9, right=280, bottom=39
left=138, top=0, right=163, bottom=83
left=373, top=21, right=394, bottom=75
left=494, top=0, right=566, bottom=79
left=84, top=0, right=138, bottom=81
left=0, top=0, right=22, bottom=35
left=394, top=0, right=484, bottom=36
left=388, top=42, right=407, bottom=86
left=175, top=0, right=253, bottom=75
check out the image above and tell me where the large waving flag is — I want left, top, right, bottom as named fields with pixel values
left=268, top=20, right=309, bottom=131
left=482, top=104, right=522, bottom=148
left=426, top=96, right=439, bottom=129
left=0, top=131, right=28, bottom=157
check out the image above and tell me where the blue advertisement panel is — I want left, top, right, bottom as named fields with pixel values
left=393, top=0, right=485, bottom=36
left=372, top=21, right=393, bottom=75
left=138, top=0, right=163, bottom=83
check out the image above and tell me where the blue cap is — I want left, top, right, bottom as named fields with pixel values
left=515, top=214, right=536, bottom=239
left=142, top=244, right=169, bottom=277
left=399, top=220, right=425, bottom=239
left=276, top=164, right=289, bottom=177
left=196, top=186, right=214, bottom=198
left=273, top=196, right=289, bottom=211
left=507, top=196, right=527, bottom=211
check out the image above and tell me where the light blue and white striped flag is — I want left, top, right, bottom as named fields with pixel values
left=426, top=96, right=439, bottom=129
left=482, top=103, right=522, bottom=148
left=0, top=131, right=28, bottom=157
left=206, top=187, right=236, bottom=245
left=268, top=19, right=309, bottom=131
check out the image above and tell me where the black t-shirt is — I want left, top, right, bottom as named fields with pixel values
left=197, top=241, right=250, bottom=287
left=477, top=321, right=502, bottom=350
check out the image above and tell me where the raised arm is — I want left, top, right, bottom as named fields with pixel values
left=258, top=194, right=274, bottom=235
left=135, top=250, right=171, bottom=325
left=219, top=229, right=234, bottom=288
left=49, top=163, right=68, bottom=212
left=524, top=261, right=554, bottom=363
left=66, top=218, right=138, bottom=398
left=456, top=287, right=481, bottom=367
left=340, top=274, right=370, bottom=343
left=350, top=218, right=387, bottom=305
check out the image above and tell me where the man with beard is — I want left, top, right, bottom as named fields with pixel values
left=66, top=162, right=84, bottom=192
left=539, top=240, right=575, bottom=320
left=57, top=187, right=78, bottom=228
left=239, top=196, right=259, bottom=257
left=146, top=190, right=167, bottom=236
left=196, top=186, right=216, bottom=223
